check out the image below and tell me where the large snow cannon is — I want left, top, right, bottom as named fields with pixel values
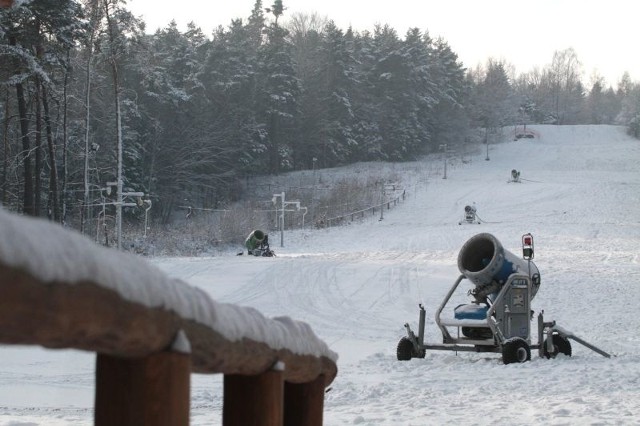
left=244, top=230, right=275, bottom=257
left=457, top=233, right=540, bottom=302
left=396, top=233, right=611, bottom=364
left=245, top=229, right=265, bottom=249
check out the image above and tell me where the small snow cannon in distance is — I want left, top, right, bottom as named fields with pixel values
left=397, top=233, right=610, bottom=364
left=458, top=205, right=480, bottom=225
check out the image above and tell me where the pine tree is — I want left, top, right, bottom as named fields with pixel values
left=368, top=25, right=428, bottom=160
left=349, top=29, right=384, bottom=161
left=256, top=4, right=300, bottom=174
left=473, top=59, right=516, bottom=133
left=430, top=37, right=468, bottom=151
left=311, top=21, right=357, bottom=167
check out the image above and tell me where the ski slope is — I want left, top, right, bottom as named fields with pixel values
left=1, top=125, right=639, bottom=425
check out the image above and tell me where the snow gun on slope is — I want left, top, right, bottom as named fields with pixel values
left=397, top=233, right=611, bottom=364
left=243, top=230, right=275, bottom=257
left=458, top=205, right=481, bottom=225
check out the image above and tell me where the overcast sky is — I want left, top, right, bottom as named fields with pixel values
left=127, top=0, right=639, bottom=88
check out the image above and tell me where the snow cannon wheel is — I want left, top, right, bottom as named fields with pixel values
left=543, top=333, right=572, bottom=359
left=262, top=249, right=276, bottom=257
left=502, top=337, right=531, bottom=364
left=396, top=337, right=414, bottom=361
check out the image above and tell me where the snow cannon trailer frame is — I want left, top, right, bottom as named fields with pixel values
left=397, top=233, right=611, bottom=364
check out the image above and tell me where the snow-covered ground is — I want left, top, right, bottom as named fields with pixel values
left=1, top=125, right=639, bottom=425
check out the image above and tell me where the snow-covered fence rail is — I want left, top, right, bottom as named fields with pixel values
left=322, top=190, right=406, bottom=228
left=0, top=208, right=338, bottom=426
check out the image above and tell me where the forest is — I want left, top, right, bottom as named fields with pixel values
left=1, top=0, right=639, bottom=247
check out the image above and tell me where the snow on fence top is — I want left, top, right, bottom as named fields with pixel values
left=0, top=207, right=337, bottom=383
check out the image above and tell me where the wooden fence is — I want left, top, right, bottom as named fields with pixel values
left=0, top=209, right=337, bottom=425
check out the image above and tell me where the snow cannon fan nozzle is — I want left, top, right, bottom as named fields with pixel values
left=457, top=233, right=541, bottom=302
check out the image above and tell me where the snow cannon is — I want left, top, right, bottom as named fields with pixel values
left=458, top=205, right=480, bottom=225
left=457, top=233, right=540, bottom=303
left=245, top=229, right=265, bottom=249
left=244, top=230, right=275, bottom=257
left=397, top=232, right=611, bottom=365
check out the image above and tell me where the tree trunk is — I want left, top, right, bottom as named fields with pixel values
left=2, top=87, right=9, bottom=205
left=103, top=0, right=124, bottom=250
left=81, top=0, right=102, bottom=233
left=113, top=70, right=123, bottom=250
left=81, top=45, right=93, bottom=234
left=13, top=69, right=34, bottom=214
left=34, top=78, right=43, bottom=216
left=61, top=49, right=70, bottom=225
left=42, top=86, right=61, bottom=222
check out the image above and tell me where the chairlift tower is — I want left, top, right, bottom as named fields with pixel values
left=107, top=179, right=146, bottom=250
left=272, top=192, right=304, bottom=247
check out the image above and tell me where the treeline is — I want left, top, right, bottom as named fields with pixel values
left=1, top=0, right=639, bottom=232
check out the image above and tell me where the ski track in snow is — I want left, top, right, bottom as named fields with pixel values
left=1, top=125, right=640, bottom=425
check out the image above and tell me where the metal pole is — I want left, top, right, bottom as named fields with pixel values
left=274, top=201, right=279, bottom=228
left=301, top=207, right=307, bottom=229
left=116, top=104, right=123, bottom=250
left=485, top=128, right=490, bottom=161
left=280, top=192, right=285, bottom=248
left=380, top=184, right=384, bottom=221
left=144, top=200, right=152, bottom=238
left=98, top=194, right=106, bottom=244
left=311, top=158, right=317, bottom=229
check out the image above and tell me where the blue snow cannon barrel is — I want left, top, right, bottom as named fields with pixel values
left=457, top=233, right=540, bottom=301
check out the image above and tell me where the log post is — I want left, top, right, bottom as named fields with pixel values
left=95, top=335, right=191, bottom=426
left=284, top=375, right=325, bottom=426
left=223, top=362, right=284, bottom=426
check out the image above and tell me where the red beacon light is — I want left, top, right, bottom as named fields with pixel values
left=522, top=233, right=534, bottom=260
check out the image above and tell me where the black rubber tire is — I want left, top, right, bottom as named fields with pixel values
left=543, top=333, right=572, bottom=359
left=396, top=337, right=414, bottom=361
left=502, top=337, right=531, bottom=364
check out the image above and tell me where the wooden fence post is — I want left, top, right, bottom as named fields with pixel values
left=223, top=362, right=284, bottom=426
left=284, top=375, right=325, bottom=426
left=95, top=349, right=190, bottom=426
